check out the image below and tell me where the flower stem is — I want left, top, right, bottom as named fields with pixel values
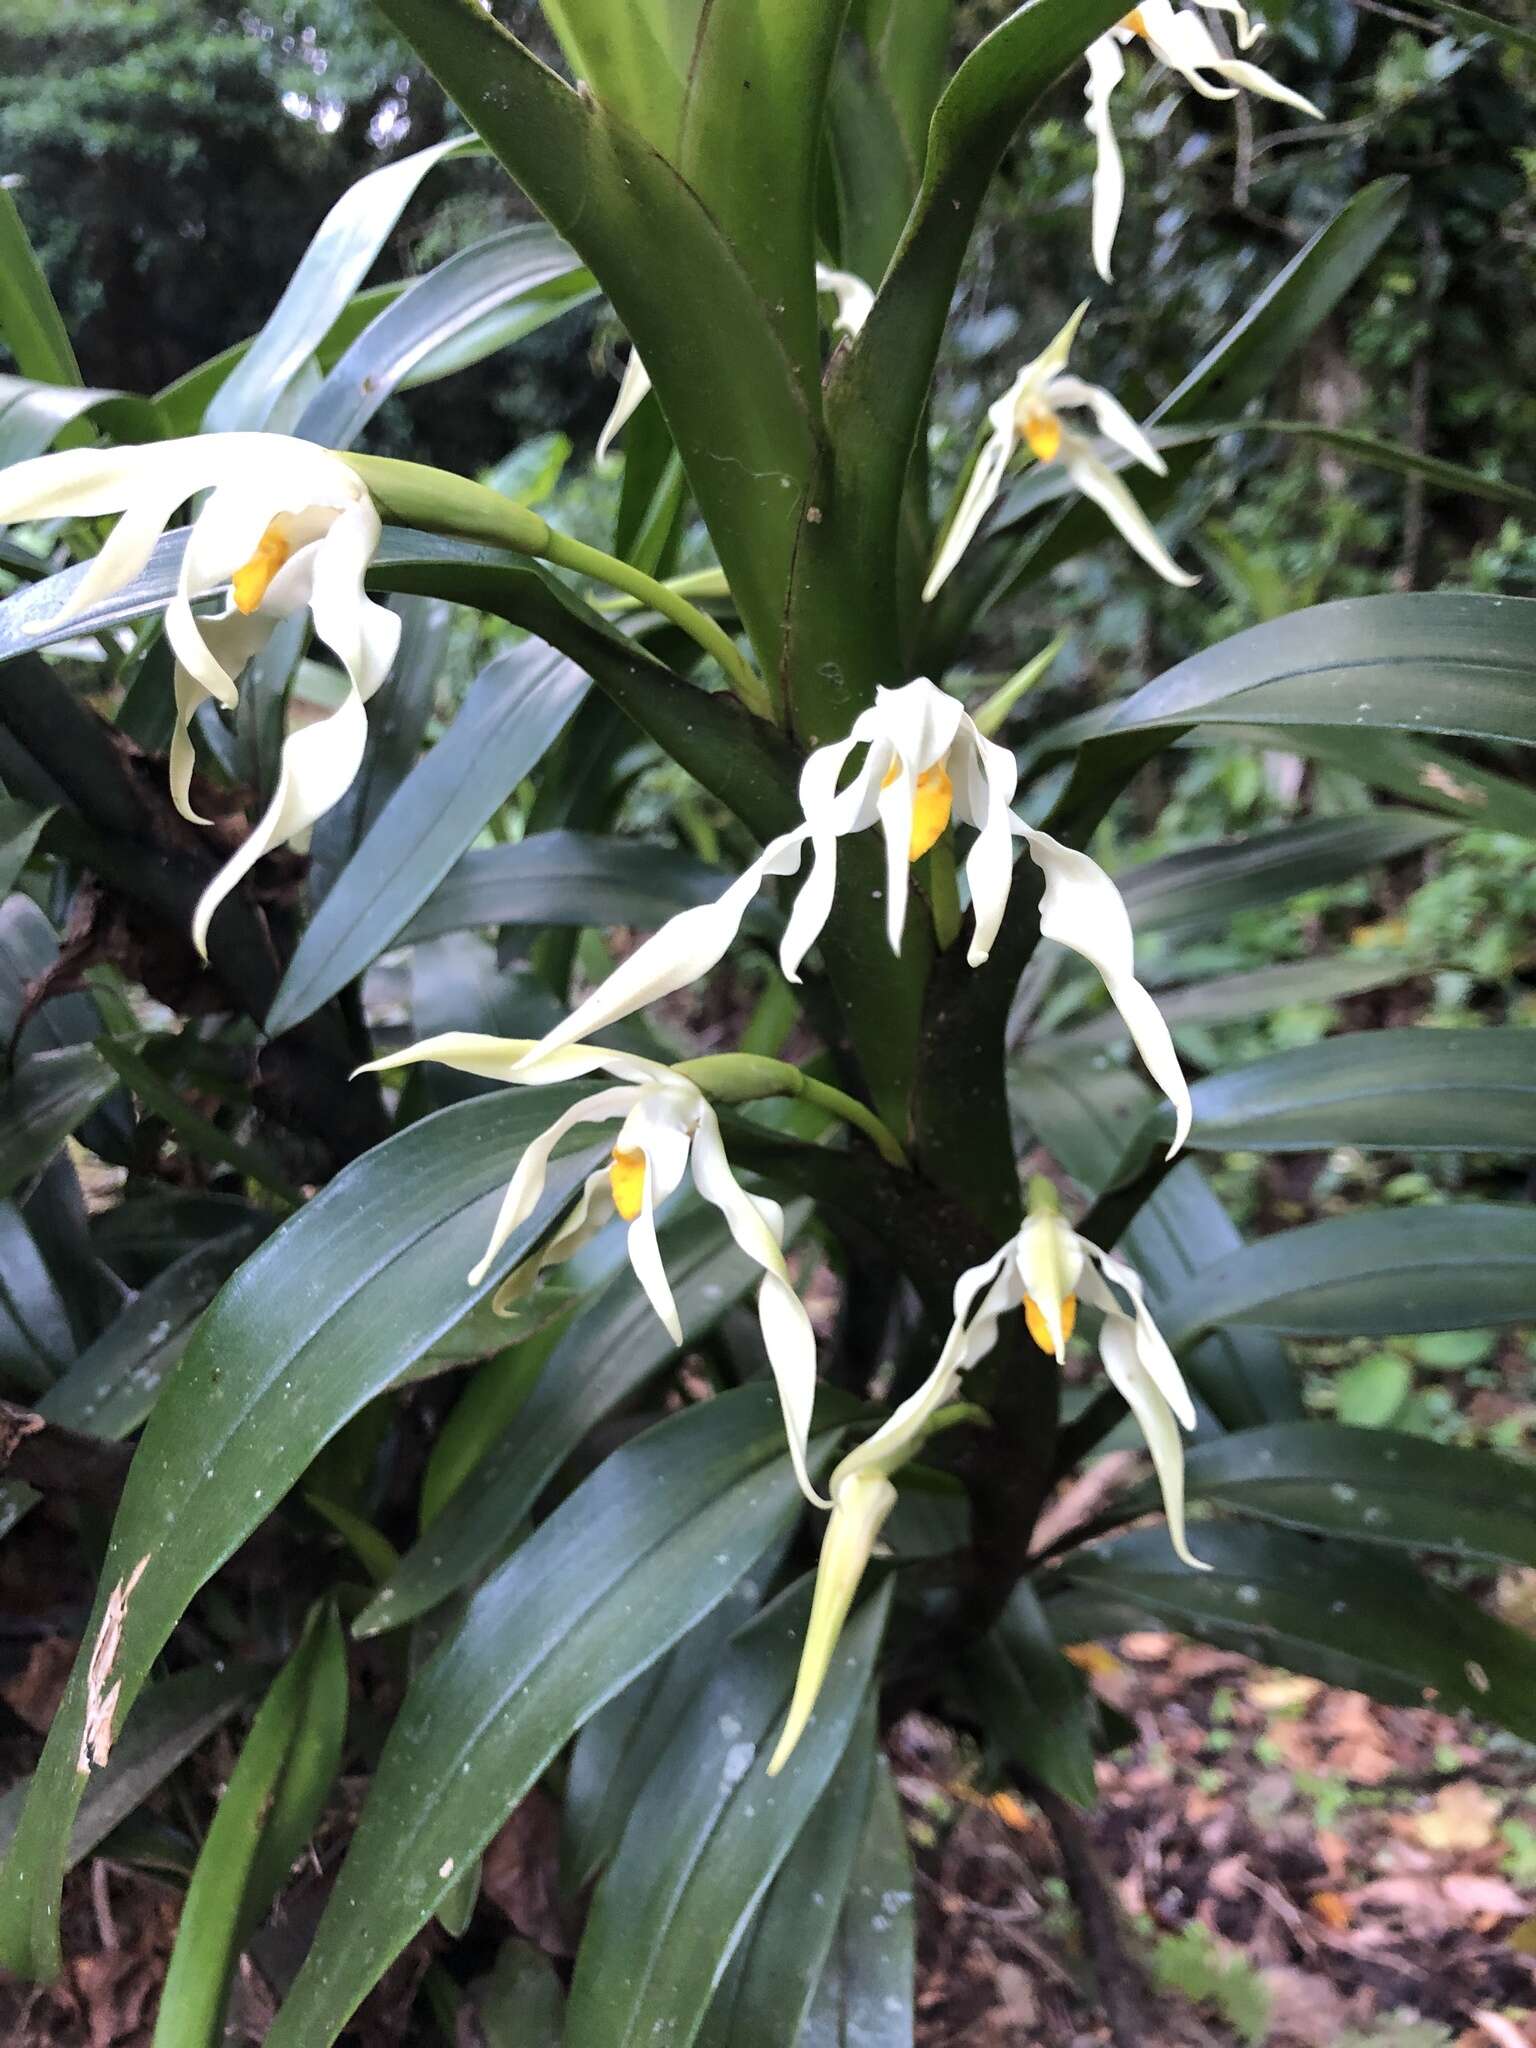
left=674, top=1052, right=909, bottom=1169
left=541, top=531, right=771, bottom=718
left=347, top=453, right=772, bottom=719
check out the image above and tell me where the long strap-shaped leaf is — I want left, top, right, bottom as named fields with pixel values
left=0, top=1086, right=604, bottom=1978
left=263, top=1388, right=853, bottom=2046
left=374, top=0, right=819, bottom=683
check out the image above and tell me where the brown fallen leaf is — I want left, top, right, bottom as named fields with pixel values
left=1311, top=1889, right=1353, bottom=1931
left=479, top=1787, right=570, bottom=1956
left=1416, top=1782, right=1502, bottom=1852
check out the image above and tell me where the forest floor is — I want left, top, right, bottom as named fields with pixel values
left=4, top=1605, right=1535, bottom=2045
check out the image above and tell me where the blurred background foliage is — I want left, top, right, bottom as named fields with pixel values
left=2, top=0, right=1533, bottom=1437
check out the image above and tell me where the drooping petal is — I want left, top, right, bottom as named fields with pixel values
left=1096, top=1305, right=1207, bottom=1569
left=492, top=1167, right=615, bottom=1314
left=922, top=408, right=1017, bottom=603
left=459, top=1083, right=639, bottom=1286
left=765, top=1470, right=898, bottom=1776
left=1138, top=0, right=1322, bottom=114
left=833, top=1325, right=970, bottom=1492
left=1015, top=822, right=1192, bottom=1152
left=814, top=263, right=875, bottom=338
left=873, top=759, right=919, bottom=958
left=1060, top=438, right=1199, bottom=589
left=690, top=1102, right=826, bottom=1507
left=169, top=608, right=274, bottom=825
left=191, top=679, right=371, bottom=957
left=306, top=497, right=401, bottom=703
left=1083, top=1244, right=1197, bottom=1429
left=1048, top=374, right=1167, bottom=477
left=514, top=826, right=811, bottom=1067
left=1085, top=35, right=1128, bottom=283
left=595, top=349, right=653, bottom=462
left=954, top=720, right=1020, bottom=966
left=354, top=1031, right=668, bottom=1091
left=779, top=727, right=876, bottom=985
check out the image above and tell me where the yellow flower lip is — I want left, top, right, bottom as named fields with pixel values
left=1025, top=1292, right=1076, bottom=1358
left=1120, top=6, right=1149, bottom=34
left=231, top=523, right=293, bottom=614
left=609, top=1145, right=647, bottom=1221
left=1021, top=409, right=1063, bottom=464
left=882, top=759, right=954, bottom=861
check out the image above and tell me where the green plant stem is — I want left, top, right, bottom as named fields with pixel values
left=348, top=453, right=771, bottom=719
left=926, top=841, right=962, bottom=952
left=542, top=532, right=771, bottom=718
left=673, top=1053, right=909, bottom=1168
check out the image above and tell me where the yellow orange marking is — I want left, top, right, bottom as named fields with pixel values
left=883, top=759, right=954, bottom=861
left=1022, top=410, right=1063, bottom=463
left=1024, top=1292, right=1076, bottom=1357
left=609, top=1146, right=647, bottom=1221
left=231, top=524, right=293, bottom=614
left=1121, top=8, right=1149, bottom=34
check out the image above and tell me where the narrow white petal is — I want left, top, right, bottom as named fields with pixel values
left=1083, top=1245, right=1198, bottom=1428
left=922, top=417, right=1015, bottom=603
left=625, top=1164, right=682, bottom=1343
left=465, top=1085, right=639, bottom=1285
left=1206, top=55, right=1322, bottom=116
left=814, top=263, right=875, bottom=338
left=492, top=1169, right=615, bottom=1313
left=191, top=681, right=370, bottom=958
left=307, top=498, right=400, bottom=703
left=1016, top=822, right=1192, bottom=1152
left=959, top=721, right=1020, bottom=965
left=1048, top=374, right=1166, bottom=477
left=874, top=764, right=916, bottom=958
left=1017, top=1212, right=1085, bottom=1363
left=691, top=1104, right=826, bottom=1506
left=766, top=1470, right=898, bottom=1775
left=1085, top=37, right=1127, bottom=283
left=56, top=493, right=188, bottom=626
left=515, top=827, right=810, bottom=1066
left=780, top=732, right=869, bottom=985
left=354, top=1032, right=668, bottom=1089
left=1098, top=1308, right=1207, bottom=1569
left=1063, top=442, right=1199, bottom=588
left=596, top=349, right=653, bottom=462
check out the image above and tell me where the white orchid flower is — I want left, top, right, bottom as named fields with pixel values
left=952, top=1179, right=1205, bottom=1570
left=0, top=434, right=399, bottom=956
left=500, top=675, right=1189, bottom=1150
left=1086, top=3, right=1322, bottom=282
left=923, top=304, right=1198, bottom=602
left=355, top=1032, right=826, bottom=1507
left=595, top=263, right=873, bottom=458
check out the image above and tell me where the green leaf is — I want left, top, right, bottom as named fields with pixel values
left=266, top=642, right=589, bottom=1035
left=0, top=1665, right=261, bottom=1868
left=537, top=0, right=700, bottom=156
left=1120, top=813, right=1455, bottom=944
left=1227, top=723, right=1536, bottom=842
left=1138, top=1421, right=1536, bottom=1569
left=1333, top=1354, right=1413, bottom=1429
left=399, top=830, right=740, bottom=946
left=695, top=1706, right=877, bottom=2048
left=1161, top=1202, right=1536, bottom=1349
left=562, top=1555, right=788, bottom=1894
left=97, top=1039, right=301, bottom=1206
left=0, top=187, right=80, bottom=387
left=1391, top=0, right=1536, bottom=56
left=678, top=0, right=846, bottom=401
left=0, top=1197, right=77, bottom=1400
left=1110, top=593, right=1536, bottom=749
left=470, top=1939, right=566, bottom=2048
left=802, top=1757, right=914, bottom=2048
left=0, top=1046, right=117, bottom=1201
left=957, top=1582, right=1097, bottom=1808
left=564, top=1581, right=889, bottom=2048
left=295, top=225, right=592, bottom=451
left=372, top=0, right=817, bottom=679
left=1169, top=1028, right=1536, bottom=1156
left=0, top=799, right=51, bottom=897
left=152, top=1606, right=347, bottom=2048
left=205, top=136, right=477, bottom=433
left=356, top=1201, right=807, bottom=1637
left=1052, top=1522, right=1536, bottom=1741
left=0, top=1085, right=603, bottom=1979
left=262, top=1386, right=843, bottom=2046
left=1014, top=1049, right=1300, bottom=1428
left=0, top=376, right=161, bottom=467
left=309, top=598, right=451, bottom=902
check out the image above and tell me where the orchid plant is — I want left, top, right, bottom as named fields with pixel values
left=0, top=5, right=1531, bottom=2046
